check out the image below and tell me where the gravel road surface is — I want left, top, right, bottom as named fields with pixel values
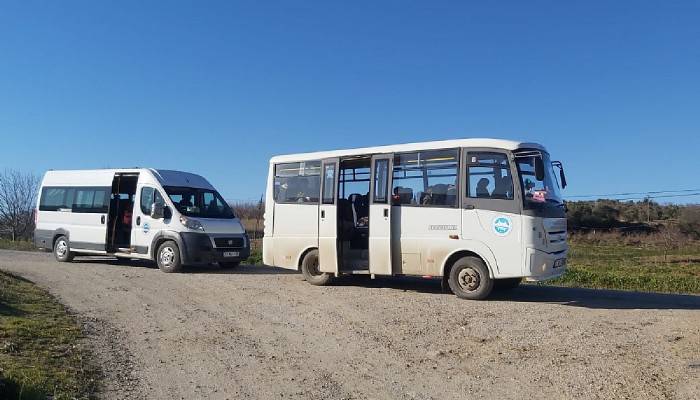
left=1, top=249, right=698, bottom=399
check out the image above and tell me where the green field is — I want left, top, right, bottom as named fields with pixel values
left=0, top=271, right=97, bottom=399
left=548, top=241, right=700, bottom=294
left=0, top=239, right=37, bottom=252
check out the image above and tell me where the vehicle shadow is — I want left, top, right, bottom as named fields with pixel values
left=330, top=276, right=700, bottom=311
left=71, top=257, right=298, bottom=275
left=185, top=264, right=298, bottom=275
left=492, top=284, right=700, bottom=310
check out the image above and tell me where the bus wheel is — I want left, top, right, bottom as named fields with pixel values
left=53, top=236, right=74, bottom=262
left=494, top=278, right=521, bottom=290
left=448, top=256, right=493, bottom=300
left=156, top=241, right=183, bottom=273
left=301, top=249, right=331, bottom=286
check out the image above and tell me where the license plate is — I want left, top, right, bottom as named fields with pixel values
left=554, top=258, right=566, bottom=268
left=223, top=251, right=239, bottom=258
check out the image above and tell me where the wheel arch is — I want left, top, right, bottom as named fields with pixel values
left=297, top=246, right=318, bottom=271
left=52, top=229, right=70, bottom=247
left=441, top=246, right=497, bottom=282
left=150, top=231, right=185, bottom=262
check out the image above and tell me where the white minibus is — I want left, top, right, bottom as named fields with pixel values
left=34, top=168, right=249, bottom=272
left=263, top=138, right=568, bottom=299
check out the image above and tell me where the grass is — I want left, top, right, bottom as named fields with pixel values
left=547, top=241, right=700, bottom=294
left=0, top=270, right=97, bottom=399
left=0, top=239, right=37, bottom=252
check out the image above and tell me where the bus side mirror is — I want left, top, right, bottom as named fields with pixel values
left=534, top=157, right=545, bottom=181
left=553, top=161, right=567, bottom=189
left=151, top=203, right=165, bottom=219
left=559, top=168, right=567, bottom=189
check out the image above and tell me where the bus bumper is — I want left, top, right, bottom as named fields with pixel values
left=524, top=247, right=567, bottom=282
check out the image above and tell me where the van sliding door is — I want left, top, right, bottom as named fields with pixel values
left=318, top=158, right=339, bottom=274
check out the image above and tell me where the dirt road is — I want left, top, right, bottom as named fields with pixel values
left=1, top=249, right=698, bottom=399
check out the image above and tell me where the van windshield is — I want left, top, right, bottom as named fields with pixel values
left=163, top=186, right=235, bottom=219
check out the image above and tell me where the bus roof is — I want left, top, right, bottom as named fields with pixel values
left=269, top=138, right=546, bottom=163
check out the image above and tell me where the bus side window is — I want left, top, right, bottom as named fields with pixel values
left=467, top=153, right=513, bottom=200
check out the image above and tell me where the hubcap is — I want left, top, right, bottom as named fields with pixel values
left=56, top=240, right=67, bottom=257
left=457, top=267, right=480, bottom=291
left=160, top=247, right=175, bottom=266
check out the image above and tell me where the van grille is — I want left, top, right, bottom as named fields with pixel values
left=214, top=237, right=244, bottom=248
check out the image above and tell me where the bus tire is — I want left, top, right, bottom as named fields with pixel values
left=447, top=256, right=493, bottom=300
left=156, top=241, right=183, bottom=273
left=219, top=261, right=240, bottom=269
left=53, top=235, right=74, bottom=262
left=301, top=249, right=331, bottom=286
left=494, top=278, right=521, bottom=290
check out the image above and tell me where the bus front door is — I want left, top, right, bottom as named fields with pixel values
left=369, top=154, right=393, bottom=275
left=318, top=158, right=339, bottom=274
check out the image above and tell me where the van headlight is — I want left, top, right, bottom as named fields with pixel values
left=180, top=216, right=204, bottom=231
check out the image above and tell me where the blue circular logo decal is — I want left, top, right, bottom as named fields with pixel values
left=143, top=222, right=150, bottom=234
left=493, top=216, right=512, bottom=236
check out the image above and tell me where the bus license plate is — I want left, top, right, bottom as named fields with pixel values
left=223, top=251, right=239, bottom=258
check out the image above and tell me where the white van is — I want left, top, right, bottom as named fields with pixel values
left=263, top=138, right=568, bottom=299
left=34, top=168, right=250, bottom=272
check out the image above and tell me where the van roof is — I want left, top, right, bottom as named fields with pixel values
left=269, top=138, right=546, bottom=163
left=40, top=168, right=214, bottom=190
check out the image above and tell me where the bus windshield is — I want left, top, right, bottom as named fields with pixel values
left=515, top=151, right=563, bottom=206
left=163, top=186, right=235, bottom=219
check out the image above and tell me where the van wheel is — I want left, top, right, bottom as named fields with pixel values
left=156, top=241, right=182, bottom=273
left=494, top=278, right=522, bottom=290
left=53, top=236, right=74, bottom=262
left=301, top=250, right=331, bottom=286
left=448, top=256, right=493, bottom=300
left=219, top=261, right=240, bottom=269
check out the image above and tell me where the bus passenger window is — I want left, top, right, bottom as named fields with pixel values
left=467, top=153, right=514, bottom=200
left=273, top=161, right=321, bottom=204
left=391, top=149, right=459, bottom=207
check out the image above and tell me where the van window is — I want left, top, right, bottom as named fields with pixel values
left=392, top=149, right=459, bottom=207
left=140, top=187, right=164, bottom=214
left=467, top=153, right=514, bottom=200
left=39, top=187, right=75, bottom=211
left=73, top=188, right=110, bottom=213
left=273, top=161, right=321, bottom=204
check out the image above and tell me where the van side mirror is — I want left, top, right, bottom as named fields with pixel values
left=150, top=203, right=165, bottom=219
left=534, top=157, right=545, bottom=181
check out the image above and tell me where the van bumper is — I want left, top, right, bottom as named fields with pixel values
left=180, top=232, right=250, bottom=266
left=524, top=247, right=568, bottom=282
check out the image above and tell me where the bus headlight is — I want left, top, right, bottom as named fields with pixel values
left=180, top=216, right=204, bottom=231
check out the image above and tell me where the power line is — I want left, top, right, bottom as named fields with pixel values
left=611, top=192, right=700, bottom=201
left=566, top=188, right=700, bottom=199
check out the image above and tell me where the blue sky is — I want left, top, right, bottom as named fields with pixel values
left=1, top=1, right=698, bottom=203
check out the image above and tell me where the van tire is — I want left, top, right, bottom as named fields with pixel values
left=447, top=256, right=493, bottom=300
left=301, top=249, right=331, bottom=286
left=53, top=236, right=74, bottom=262
left=219, top=261, right=240, bottom=269
left=494, top=278, right=521, bottom=290
left=156, top=241, right=182, bottom=273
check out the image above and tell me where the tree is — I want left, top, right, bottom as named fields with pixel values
left=0, top=169, right=40, bottom=241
